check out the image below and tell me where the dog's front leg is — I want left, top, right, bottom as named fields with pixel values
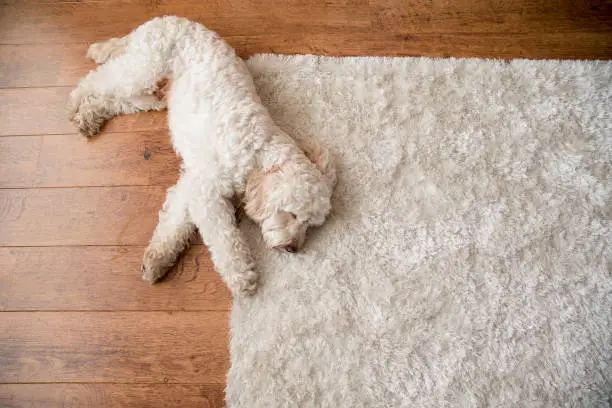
left=188, top=193, right=258, bottom=297
left=142, top=174, right=196, bottom=284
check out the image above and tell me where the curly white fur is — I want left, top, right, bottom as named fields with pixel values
left=68, top=16, right=336, bottom=296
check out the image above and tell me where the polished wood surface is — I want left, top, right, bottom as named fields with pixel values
left=0, top=246, right=230, bottom=311
left=0, top=384, right=226, bottom=408
left=0, top=132, right=180, bottom=188
left=0, top=187, right=166, bottom=246
left=0, top=0, right=610, bottom=406
left=0, top=312, right=229, bottom=382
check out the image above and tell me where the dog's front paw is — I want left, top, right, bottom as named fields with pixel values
left=232, top=270, right=259, bottom=297
left=141, top=247, right=171, bottom=284
left=141, top=263, right=165, bottom=284
left=67, top=88, right=106, bottom=138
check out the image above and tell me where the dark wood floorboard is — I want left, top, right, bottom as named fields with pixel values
left=0, top=187, right=166, bottom=246
left=0, top=132, right=179, bottom=188
left=0, top=246, right=230, bottom=311
left=0, top=312, right=229, bottom=383
left=0, top=384, right=225, bottom=408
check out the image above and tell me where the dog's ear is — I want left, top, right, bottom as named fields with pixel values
left=244, top=166, right=279, bottom=221
left=244, top=171, right=266, bottom=221
left=299, top=139, right=336, bottom=186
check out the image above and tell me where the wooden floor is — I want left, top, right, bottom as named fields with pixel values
left=0, top=1, right=610, bottom=406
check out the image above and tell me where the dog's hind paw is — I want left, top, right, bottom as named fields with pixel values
left=67, top=89, right=106, bottom=138
left=233, top=270, right=259, bottom=297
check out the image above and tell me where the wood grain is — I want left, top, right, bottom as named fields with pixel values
left=0, top=88, right=166, bottom=136
left=1, top=1, right=610, bottom=45
left=0, top=43, right=93, bottom=88
left=0, top=312, right=230, bottom=383
left=0, top=187, right=166, bottom=246
left=0, top=132, right=180, bottom=188
left=0, top=384, right=225, bottom=408
left=0, top=246, right=231, bottom=311
left=0, top=136, right=42, bottom=187
left=228, top=31, right=612, bottom=60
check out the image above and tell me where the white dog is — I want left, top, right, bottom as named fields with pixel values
left=68, top=16, right=336, bottom=296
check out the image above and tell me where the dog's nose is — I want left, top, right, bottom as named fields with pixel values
left=274, top=244, right=298, bottom=253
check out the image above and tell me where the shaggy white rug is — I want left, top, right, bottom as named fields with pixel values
left=228, top=55, right=611, bottom=407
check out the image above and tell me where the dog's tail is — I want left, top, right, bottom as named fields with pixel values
left=87, top=16, right=189, bottom=64
left=87, top=37, right=129, bottom=64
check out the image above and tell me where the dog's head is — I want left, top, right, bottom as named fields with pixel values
left=244, top=140, right=336, bottom=252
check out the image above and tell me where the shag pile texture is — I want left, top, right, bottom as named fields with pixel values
left=228, top=55, right=611, bottom=407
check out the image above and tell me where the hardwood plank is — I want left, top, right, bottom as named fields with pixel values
left=0, top=384, right=225, bottom=408
left=0, top=43, right=93, bottom=88
left=0, top=88, right=166, bottom=136
left=1, top=1, right=610, bottom=46
left=0, top=187, right=166, bottom=246
left=1, top=33, right=611, bottom=90
left=229, top=31, right=612, bottom=60
left=0, top=132, right=180, bottom=188
left=0, top=311, right=229, bottom=383
left=0, top=246, right=231, bottom=311
left=0, top=136, right=42, bottom=188
left=0, top=88, right=73, bottom=135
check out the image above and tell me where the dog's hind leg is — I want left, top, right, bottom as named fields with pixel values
left=68, top=44, right=169, bottom=137
left=68, top=90, right=167, bottom=138
left=142, top=174, right=196, bottom=284
left=188, top=184, right=259, bottom=297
